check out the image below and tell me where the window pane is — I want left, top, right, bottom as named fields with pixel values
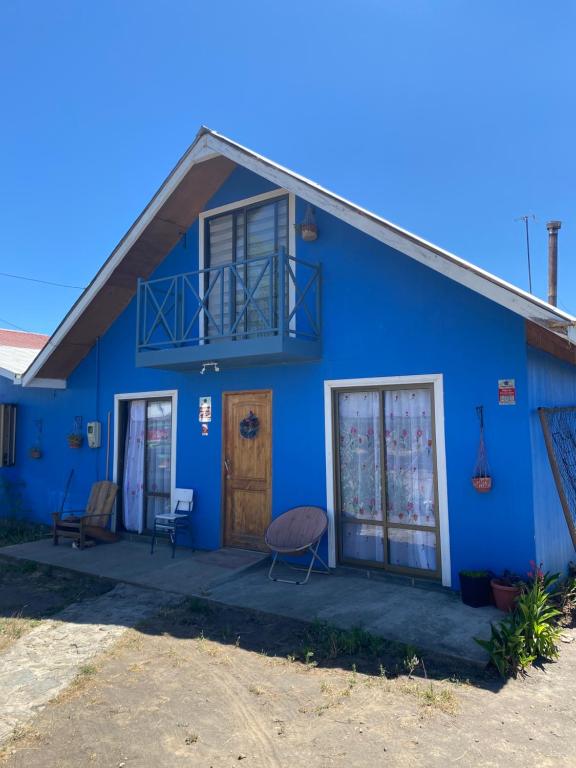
left=342, top=523, right=384, bottom=563
left=388, top=528, right=436, bottom=571
left=337, top=391, right=383, bottom=522
left=384, top=389, right=436, bottom=527
left=146, top=400, right=172, bottom=498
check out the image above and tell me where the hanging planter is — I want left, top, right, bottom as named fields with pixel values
left=472, top=405, right=492, bottom=493
left=29, top=447, right=42, bottom=460
left=299, top=204, right=318, bottom=242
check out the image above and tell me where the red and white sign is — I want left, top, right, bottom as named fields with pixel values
left=498, top=379, right=516, bottom=406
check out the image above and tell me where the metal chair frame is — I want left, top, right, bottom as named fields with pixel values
left=150, top=495, right=194, bottom=558
left=267, top=538, right=330, bottom=585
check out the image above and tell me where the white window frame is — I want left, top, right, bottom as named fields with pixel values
left=198, top=189, right=296, bottom=341
left=112, top=389, right=178, bottom=532
left=323, top=374, right=451, bottom=587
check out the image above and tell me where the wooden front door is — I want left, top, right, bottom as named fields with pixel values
left=223, top=390, right=272, bottom=551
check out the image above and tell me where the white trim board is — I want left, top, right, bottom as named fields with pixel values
left=323, top=374, right=451, bottom=587
left=112, top=389, right=178, bottom=533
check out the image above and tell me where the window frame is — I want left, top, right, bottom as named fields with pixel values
left=198, top=190, right=296, bottom=342
left=332, top=383, right=441, bottom=580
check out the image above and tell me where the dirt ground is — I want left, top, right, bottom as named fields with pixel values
left=0, top=597, right=575, bottom=768
left=0, top=559, right=112, bottom=653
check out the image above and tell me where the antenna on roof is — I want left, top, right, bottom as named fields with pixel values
left=515, top=214, right=536, bottom=294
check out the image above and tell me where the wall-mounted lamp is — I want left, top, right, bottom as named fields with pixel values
left=299, top=204, right=318, bottom=242
left=200, top=361, right=220, bottom=375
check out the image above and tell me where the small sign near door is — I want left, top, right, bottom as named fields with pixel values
left=199, top=396, right=212, bottom=423
left=498, top=379, right=516, bottom=406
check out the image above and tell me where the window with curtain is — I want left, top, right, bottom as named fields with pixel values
left=205, top=196, right=288, bottom=339
left=335, top=386, right=439, bottom=576
left=122, top=398, right=172, bottom=533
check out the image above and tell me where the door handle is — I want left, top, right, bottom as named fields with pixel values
left=224, top=458, right=231, bottom=477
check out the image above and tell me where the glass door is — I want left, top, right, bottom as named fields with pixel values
left=144, top=399, right=172, bottom=530
left=334, top=386, right=440, bottom=578
left=122, top=397, right=172, bottom=533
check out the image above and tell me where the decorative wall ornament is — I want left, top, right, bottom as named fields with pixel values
left=240, top=410, right=259, bottom=440
left=299, top=204, right=318, bottom=241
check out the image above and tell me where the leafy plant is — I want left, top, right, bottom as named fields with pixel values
left=476, top=563, right=562, bottom=677
left=492, top=569, right=525, bottom=588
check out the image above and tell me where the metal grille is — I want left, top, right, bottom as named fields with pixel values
left=0, top=404, right=17, bottom=467
left=538, top=406, right=576, bottom=548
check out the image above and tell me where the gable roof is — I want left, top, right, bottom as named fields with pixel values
left=0, top=329, right=49, bottom=380
left=22, top=126, right=576, bottom=385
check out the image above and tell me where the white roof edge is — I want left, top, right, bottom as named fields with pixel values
left=0, top=367, right=16, bottom=383
left=22, top=126, right=576, bottom=386
left=205, top=129, right=576, bottom=327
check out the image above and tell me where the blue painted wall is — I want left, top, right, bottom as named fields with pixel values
left=0, top=165, right=552, bottom=587
left=527, top=346, right=576, bottom=575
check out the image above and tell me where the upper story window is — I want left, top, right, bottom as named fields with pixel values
left=203, top=195, right=289, bottom=339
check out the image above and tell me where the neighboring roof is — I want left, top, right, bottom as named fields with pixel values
left=0, top=329, right=49, bottom=380
left=22, top=127, right=576, bottom=385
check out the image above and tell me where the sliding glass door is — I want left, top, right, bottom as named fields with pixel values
left=122, top=397, right=172, bottom=533
left=334, top=385, right=440, bottom=578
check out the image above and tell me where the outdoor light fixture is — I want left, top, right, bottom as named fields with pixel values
left=200, top=362, right=220, bottom=375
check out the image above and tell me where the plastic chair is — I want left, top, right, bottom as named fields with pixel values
left=265, top=506, right=330, bottom=585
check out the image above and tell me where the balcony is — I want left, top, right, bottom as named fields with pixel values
left=136, top=249, right=322, bottom=370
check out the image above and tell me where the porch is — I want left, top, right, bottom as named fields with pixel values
left=0, top=538, right=501, bottom=666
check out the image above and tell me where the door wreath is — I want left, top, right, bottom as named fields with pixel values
left=240, top=411, right=259, bottom=439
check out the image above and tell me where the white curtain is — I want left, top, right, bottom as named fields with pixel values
left=338, top=391, right=384, bottom=563
left=384, top=389, right=436, bottom=571
left=123, top=400, right=145, bottom=533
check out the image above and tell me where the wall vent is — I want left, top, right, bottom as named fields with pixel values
left=0, top=404, right=17, bottom=467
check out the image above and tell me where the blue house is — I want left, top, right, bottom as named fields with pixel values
left=2, top=127, right=576, bottom=589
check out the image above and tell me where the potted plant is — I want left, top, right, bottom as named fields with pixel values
left=29, top=446, right=42, bottom=459
left=472, top=475, right=492, bottom=493
left=459, top=570, right=493, bottom=607
left=67, top=433, right=83, bottom=449
left=491, top=570, right=524, bottom=612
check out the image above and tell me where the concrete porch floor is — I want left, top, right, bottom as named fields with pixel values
left=0, top=538, right=501, bottom=666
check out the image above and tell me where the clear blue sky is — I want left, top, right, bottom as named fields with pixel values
left=1, top=1, right=575, bottom=334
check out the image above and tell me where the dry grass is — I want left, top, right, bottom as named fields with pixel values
left=0, top=612, right=39, bottom=653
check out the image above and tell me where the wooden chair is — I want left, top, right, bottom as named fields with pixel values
left=265, top=506, right=330, bottom=585
left=52, top=481, right=118, bottom=549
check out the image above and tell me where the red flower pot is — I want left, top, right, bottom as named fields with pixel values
left=472, top=476, right=492, bottom=493
left=491, top=579, right=521, bottom=613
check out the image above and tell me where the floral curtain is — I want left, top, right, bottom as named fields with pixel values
left=384, top=389, right=436, bottom=571
left=337, top=387, right=437, bottom=572
left=122, top=400, right=145, bottom=533
left=338, top=391, right=384, bottom=563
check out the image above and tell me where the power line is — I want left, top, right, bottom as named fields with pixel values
left=0, top=316, right=33, bottom=333
left=0, top=272, right=85, bottom=290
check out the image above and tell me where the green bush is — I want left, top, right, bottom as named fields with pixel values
left=476, top=565, right=562, bottom=677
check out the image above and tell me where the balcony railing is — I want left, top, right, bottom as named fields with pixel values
left=136, top=248, right=321, bottom=368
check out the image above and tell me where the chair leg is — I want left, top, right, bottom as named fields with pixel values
left=171, top=527, right=176, bottom=558
left=267, top=552, right=280, bottom=582
left=53, top=528, right=59, bottom=546
left=150, top=524, right=156, bottom=555
left=268, top=540, right=330, bottom=586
